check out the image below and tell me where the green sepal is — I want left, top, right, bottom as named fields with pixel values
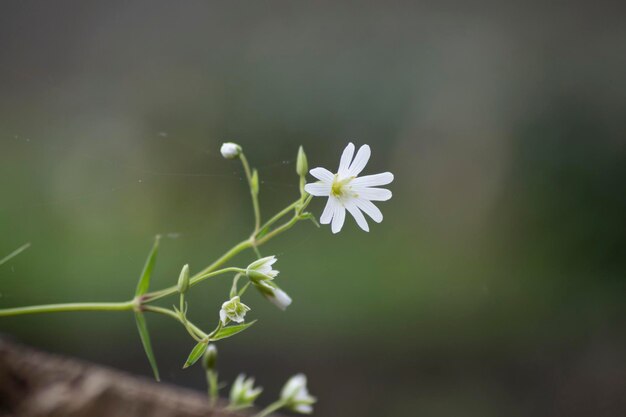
left=251, top=169, right=259, bottom=195
left=183, top=340, right=208, bottom=369
left=134, top=312, right=160, bottom=381
left=211, top=320, right=257, bottom=341
left=300, top=212, right=320, bottom=228
left=296, top=146, right=308, bottom=177
left=135, top=235, right=161, bottom=296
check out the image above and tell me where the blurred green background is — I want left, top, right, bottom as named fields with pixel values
left=1, top=1, right=625, bottom=416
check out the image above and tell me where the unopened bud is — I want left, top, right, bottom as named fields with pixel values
left=203, top=344, right=218, bottom=371
left=177, top=264, right=190, bottom=294
left=220, top=142, right=242, bottom=159
left=296, top=146, right=308, bottom=177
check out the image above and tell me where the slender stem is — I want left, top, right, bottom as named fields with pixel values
left=257, top=200, right=299, bottom=235
left=193, top=239, right=253, bottom=279
left=207, top=369, right=219, bottom=407
left=256, top=196, right=312, bottom=245
left=254, top=400, right=286, bottom=417
left=143, top=267, right=245, bottom=303
left=239, top=153, right=261, bottom=233
left=0, top=301, right=135, bottom=317
left=143, top=305, right=208, bottom=339
left=0, top=196, right=310, bottom=319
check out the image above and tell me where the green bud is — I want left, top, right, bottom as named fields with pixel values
left=296, top=146, right=308, bottom=177
left=177, top=264, right=190, bottom=294
left=202, top=344, right=217, bottom=371
left=251, top=169, right=259, bottom=195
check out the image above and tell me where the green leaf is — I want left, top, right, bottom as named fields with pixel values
left=183, top=340, right=208, bottom=369
left=135, top=312, right=160, bottom=381
left=135, top=235, right=161, bottom=296
left=211, top=320, right=257, bottom=341
left=0, top=242, right=31, bottom=267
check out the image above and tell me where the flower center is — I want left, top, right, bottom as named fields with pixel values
left=331, top=175, right=354, bottom=197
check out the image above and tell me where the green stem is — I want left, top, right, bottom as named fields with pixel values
left=193, top=239, right=253, bottom=279
left=0, top=301, right=135, bottom=317
left=144, top=267, right=245, bottom=303
left=256, top=196, right=312, bottom=245
left=143, top=305, right=208, bottom=339
left=239, top=153, right=261, bottom=233
left=0, top=197, right=310, bottom=319
left=254, top=400, right=286, bottom=417
left=257, top=200, right=299, bottom=235
left=207, top=369, right=219, bottom=407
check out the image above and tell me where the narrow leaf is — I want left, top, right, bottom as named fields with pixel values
left=135, top=235, right=161, bottom=296
left=183, top=340, right=209, bottom=369
left=211, top=320, right=257, bottom=341
left=0, top=242, right=31, bottom=267
left=135, top=312, right=160, bottom=381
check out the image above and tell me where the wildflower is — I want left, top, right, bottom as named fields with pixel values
left=219, top=296, right=250, bottom=325
left=246, top=256, right=279, bottom=282
left=229, top=374, right=263, bottom=408
left=280, top=373, right=316, bottom=414
left=220, top=142, right=242, bottom=159
left=304, top=142, right=393, bottom=233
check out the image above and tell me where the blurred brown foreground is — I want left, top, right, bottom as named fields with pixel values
left=0, top=337, right=255, bottom=417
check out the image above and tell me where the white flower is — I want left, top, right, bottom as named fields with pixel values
left=246, top=256, right=279, bottom=282
left=229, top=374, right=263, bottom=408
left=219, top=296, right=250, bottom=325
left=220, top=142, right=242, bottom=159
left=304, top=142, right=393, bottom=233
left=255, top=280, right=292, bottom=311
left=280, top=373, right=316, bottom=414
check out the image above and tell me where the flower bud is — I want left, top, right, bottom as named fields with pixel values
left=254, top=281, right=292, bottom=311
left=177, top=264, right=190, bottom=294
left=280, top=373, right=316, bottom=414
left=202, top=344, right=217, bottom=371
left=246, top=256, right=279, bottom=283
left=220, top=142, right=242, bottom=159
left=296, top=146, right=308, bottom=177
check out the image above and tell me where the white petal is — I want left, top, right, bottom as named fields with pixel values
left=219, top=309, right=228, bottom=325
left=304, top=182, right=331, bottom=196
left=351, top=172, right=394, bottom=187
left=354, top=198, right=383, bottom=223
left=347, top=144, right=371, bottom=177
left=353, top=187, right=392, bottom=201
left=294, top=404, right=313, bottom=414
left=268, top=288, right=292, bottom=310
left=337, top=142, right=355, bottom=177
left=320, top=197, right=336, bottom=225
left=344, top=199, right=369, bottom=232
left=331, top=203, right=346, bottom=234
left=309, top=167, right=334, bottom=182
